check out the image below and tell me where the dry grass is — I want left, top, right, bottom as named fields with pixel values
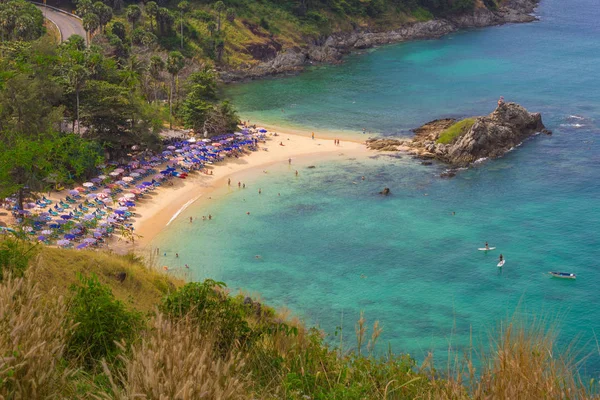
left=428, top=317, right=598, bottom=399
left=0, top=274, right=76, bottom=398
left=30, top=247, right=184, bottom=313
left=101, top=312, right=249, bottom=399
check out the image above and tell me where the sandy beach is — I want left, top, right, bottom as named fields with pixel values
left=114, top=128, right=368, bottom=254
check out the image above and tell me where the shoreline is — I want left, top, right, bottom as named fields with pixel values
left=220, top=0, right=541, bottom=82
left=115, top=129, right=368, bottom=255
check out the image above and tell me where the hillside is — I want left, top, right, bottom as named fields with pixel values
left=0, top=233, right=597, bottom=398
left=45, top=0, right=540, bottom=81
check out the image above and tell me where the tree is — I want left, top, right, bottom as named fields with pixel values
left=0, top=72, right=63, bottom=136
left=214, top=0, right=225, bottom=32
left=65, top=63, right=89, bottom=134
left=207, top=21, right=216, bottom=37
left=146, top=1, right=158, bottom=32
left=181, top=68, right=238, bottom=135
left=126, top=5, right=142, bottom=30
left=149, top=55, right=165, bottom=103
left=82, top=12, right=100, bottom=41
left=79, top=80, right=155, bottom=158
left=177, top=1, right=189, bottom=49
left=111, top=21, right=126, bottom=42
left=156, top=7, right=174, bottom=36
left=0, top=0, right=45, bottom=42
left=0, top=133, right=101, bottom=210
left=75, top=0, right=94, bottom=18
left=166, top=51, right=184, bottom=129
left=226, top=7, right=235, bottom=23
left=93, top=2, right=113, bottom=33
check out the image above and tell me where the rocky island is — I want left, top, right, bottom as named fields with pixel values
left=367, top=102, right=551, bottom=169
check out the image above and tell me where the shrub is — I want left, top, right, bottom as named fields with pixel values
left=160, top=279, right=253, bottom=354
left=0, top=233, right=37, bottom=281
left=66, top=273, right=143, bottom=370
left=437, top=118, right=476, bottom=144
left=412, top=7, right=433, bottom=21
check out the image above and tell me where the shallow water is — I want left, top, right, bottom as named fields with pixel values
left=154, top=0, right=600, bottom=371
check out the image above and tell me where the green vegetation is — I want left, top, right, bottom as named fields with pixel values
left=67, top=273, right=143, bottom=369
left=0, top=243, right=596, bottom=398
left=437, top=117, right=476, bottom=144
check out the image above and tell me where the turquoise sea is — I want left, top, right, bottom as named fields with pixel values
left=152, top=0, right=600, bottom=372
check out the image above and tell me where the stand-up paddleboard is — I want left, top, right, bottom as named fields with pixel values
left=497, top=260, right=505, bottom=267
left=478, top=247, right=496, bottom=251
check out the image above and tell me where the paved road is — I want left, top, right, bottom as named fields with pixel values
left=36, top=5, right=86, bottom=43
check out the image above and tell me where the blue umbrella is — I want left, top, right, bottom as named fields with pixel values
left=61, top=215, right=72, bottom=220
left=37, top=235, right=46, bottom=241
left=259, top=129, right=267, bottom=133
left=114, top=210, right=125, bottom=215
left=64, top=234, right=76, bottom=239
left=76, top=243, right=88, bottom=249
left=142, top=181, right=153, bottom=186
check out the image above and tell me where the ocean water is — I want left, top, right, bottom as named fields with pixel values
left=153, top=0, right=600, bottom=371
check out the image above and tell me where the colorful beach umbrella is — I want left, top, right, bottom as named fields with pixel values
left=83, top=182, right=94, bottom=187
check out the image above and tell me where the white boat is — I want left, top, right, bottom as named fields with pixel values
left=548, top=271, right=576, bottom=279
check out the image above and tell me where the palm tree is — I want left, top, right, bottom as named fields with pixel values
left=82, top=13, right=99, bottom=42
left=149, top=55, right=165, bottom=104
left=126, top=5, right=142, bottom=30
left=207, top=21, right=216, bottom=37
left=93, top=2, right=113, bottom=33
left=166, top=51, right=184, bottom=129
left=226, top=8, right=235, bottom=23
left=214, top=1, right=225, bottom=32
left=146, top=1, right=158, bottom=32
left=177, top=1, right=189, bottom=49
left=67, top=64, right=89, bottom=134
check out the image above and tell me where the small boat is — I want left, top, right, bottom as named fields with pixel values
left=549, top=271, right=576, bottom=279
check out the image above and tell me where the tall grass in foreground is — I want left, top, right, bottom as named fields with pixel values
left=428, top=317, right=597, bottom=399
left=0, top=275, right=76, bottom=398
left=101, top=313, right=248, bottom=399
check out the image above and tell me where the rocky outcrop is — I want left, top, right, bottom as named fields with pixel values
left=407, top=102, right=551, bottom=167
left=221, top=0, right=541, bottom=82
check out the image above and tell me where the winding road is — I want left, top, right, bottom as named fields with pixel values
left=34, top=4, right=86, bottom=43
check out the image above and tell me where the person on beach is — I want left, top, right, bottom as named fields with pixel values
left=247, top=211, right=250, bottom=215
left=156, top=248, right=159, bottom=255
left=258, top=189, right=262, bottom=194
left=312, top=132, right=315, bottom=139
left=361, top=176, right=365, bottom=180
left=189, top=216, right=193, bottom=223
left=289, top=158, right=292, bottom=164
left=185, top=264, right=189, bottom=269
left=202, top=216, right=206, bottom=220
left=176, top=253, right=179, bottom=258
left=243, top=183, right=246, bottom=189
left=280, top=142, right=285, bottom=146
left=208, top=214, right=212, bottom=220
left=228, top=178, right=231, bottom=186
left=238, top=181, right=241, bottom=188
left=295, top=170, right=298, bottom=176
